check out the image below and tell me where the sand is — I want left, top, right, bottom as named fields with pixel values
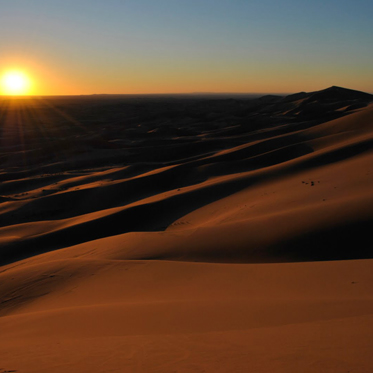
left=0, top=86, right=373, bottom=372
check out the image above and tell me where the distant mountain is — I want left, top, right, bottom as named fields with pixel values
left=276, top=86, right=373, bottom=120
left=301, top=86, right=373, bottom=104
left=282, top=86, right=372, bottom=104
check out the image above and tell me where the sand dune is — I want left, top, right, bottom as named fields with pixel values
left=1, top=86, right=373, bottom=372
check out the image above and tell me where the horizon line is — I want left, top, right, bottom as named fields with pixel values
left=0, top=92, right=290, bottom=98
left=1, top=86, right=372, bottom=98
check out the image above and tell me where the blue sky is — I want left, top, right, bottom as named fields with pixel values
left=1, top=0, right=372, bottom=94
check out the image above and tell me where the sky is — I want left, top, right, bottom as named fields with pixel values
left=1, top=0, right=372, bottom=95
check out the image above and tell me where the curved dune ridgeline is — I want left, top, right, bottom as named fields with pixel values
left=1, top=87, right=373, bottom=372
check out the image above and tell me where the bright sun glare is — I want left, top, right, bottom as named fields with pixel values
left=1, top=71, right=31, bottom=95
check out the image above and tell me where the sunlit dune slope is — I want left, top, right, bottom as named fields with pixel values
left=1, top=87, right=373, bottom=372
left=1, top=256, right=373, bottom=372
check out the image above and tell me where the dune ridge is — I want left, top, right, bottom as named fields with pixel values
left=1, top=86, right=373, bottom=372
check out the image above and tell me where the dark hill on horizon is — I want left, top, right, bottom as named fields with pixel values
left=282, top=86, right=373, bottom=103
left=303, top=85, right=373, bottom=102
left=277, top=86, right=373, bottom=120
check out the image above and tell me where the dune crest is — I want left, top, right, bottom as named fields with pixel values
left=1, top=87, right=373, bottom=372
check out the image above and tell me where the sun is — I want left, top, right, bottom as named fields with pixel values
left=1, top=71, right=31, bottom=95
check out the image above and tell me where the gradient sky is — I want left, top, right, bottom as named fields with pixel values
left=1, top=0, right=372, bottom=95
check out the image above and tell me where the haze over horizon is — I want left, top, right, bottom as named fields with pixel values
left=1, top=0, right=372, bottom=95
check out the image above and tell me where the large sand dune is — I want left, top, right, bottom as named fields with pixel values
left=1, top=86, right=373, bottom=372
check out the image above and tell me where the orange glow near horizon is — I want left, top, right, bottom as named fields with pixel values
left=0, top=1, right=372, bottom=97
left=0, top=61, right=371, bottom=97
left=0, top=70, right=32, bottom=96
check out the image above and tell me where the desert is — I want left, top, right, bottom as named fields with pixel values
left=1, top=86, right=373, bottom=372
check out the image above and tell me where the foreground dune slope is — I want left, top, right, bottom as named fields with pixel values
left=1, top=259, right=373, bottom=372
left=1, top=87, right=373, bottom=372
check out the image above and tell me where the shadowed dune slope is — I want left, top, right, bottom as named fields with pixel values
left=1, top=87, right=373, bottom=372
left=0, top=87, right=372, bottom=264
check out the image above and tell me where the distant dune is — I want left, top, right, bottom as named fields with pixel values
left=1, top=86, right=373, bottom=372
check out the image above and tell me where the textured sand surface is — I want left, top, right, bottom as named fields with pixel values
left=1, top=86, right=373, bottom=372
